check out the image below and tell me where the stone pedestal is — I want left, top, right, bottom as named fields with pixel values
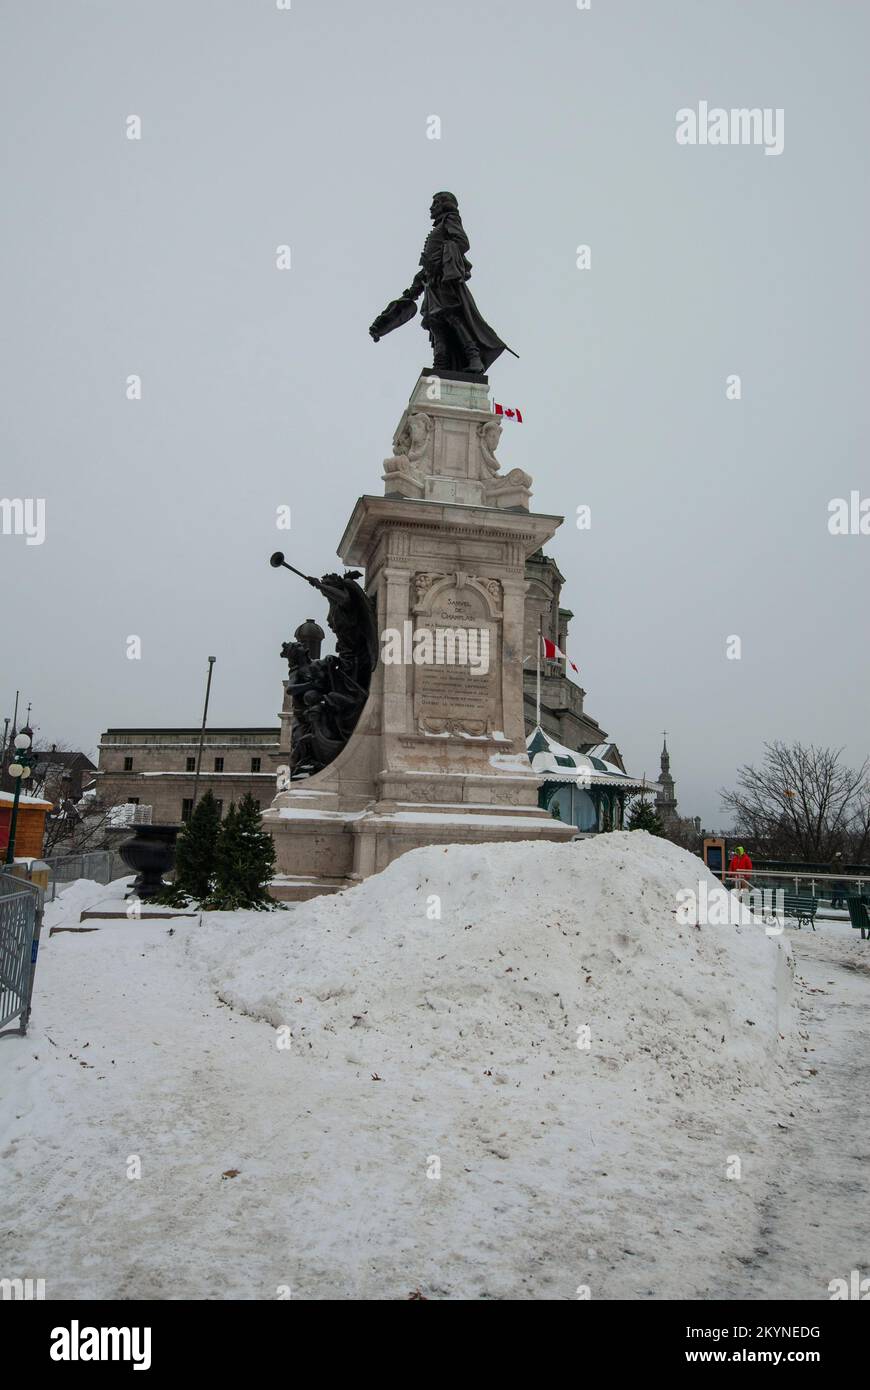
left=382, top=370, right=533, bottom=508
left=264, top=372, right=574, bottom=897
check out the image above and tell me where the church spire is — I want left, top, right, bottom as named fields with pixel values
left=656, top=730, right=677, bottom=823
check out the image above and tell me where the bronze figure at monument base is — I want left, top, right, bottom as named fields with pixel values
left=271, top=553, right=378, bottom=778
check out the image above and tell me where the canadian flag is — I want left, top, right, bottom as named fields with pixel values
left=542, top=635, right=579, bottom=674
left=494, top=402, right=523, bottom=423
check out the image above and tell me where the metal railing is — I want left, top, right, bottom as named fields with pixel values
left=721, top=868, right=867, bottom=905
left=0, top=872, right=42, bottom=1036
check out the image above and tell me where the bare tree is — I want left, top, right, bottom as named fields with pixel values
left=26, top=739, right=97, bottom=803
left=42, top=797, right=116, bottom=856
left=720, top=742, right=869, bottom=862
left=6, top=737, right=125, bottom=857
left=848, top=781, right=870, bottom=863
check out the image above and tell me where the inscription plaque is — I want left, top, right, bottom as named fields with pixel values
left=413, top=583, right=502, bottom=735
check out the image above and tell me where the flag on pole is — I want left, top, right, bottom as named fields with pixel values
left=542, top=635, right=579, bottom=674
left=494, top=402, right=523, bottom=423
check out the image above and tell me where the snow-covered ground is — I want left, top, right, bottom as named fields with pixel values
left=0, top=832, right=865, bottom=1300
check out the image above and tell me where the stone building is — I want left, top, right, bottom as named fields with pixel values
left=94, top=727, right=282, bottom=824
left=520, top=550, right=651, bottom=833
left=522, top=550, right=628, bottom=766
left=523, top=551, right=604, bottom=750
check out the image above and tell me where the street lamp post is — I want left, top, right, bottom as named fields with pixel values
left=5, top=727, right=37, bottom=865
left=190, top=657, right=216, bottom=816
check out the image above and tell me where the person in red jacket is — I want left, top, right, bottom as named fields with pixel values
left=728, top=845, right=753, bottom=891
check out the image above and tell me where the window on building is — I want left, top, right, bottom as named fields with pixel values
left=548, top=784, right=597, bottom=833
left=548, top=786, right=572, bottom=825
left=214, top=757, right=224, bottom=772
left=123, top=756, right=133, bottom=771
left=574, top=788, right=597, bottom=831
left=127, top=797, right=139, bottom=805
left=251, top=757, right=261, bottom=772
left=186, top=756, right=196, bottom=772
left=214, top=800, right=223, bottom=818
left=181, top=798, right=194, bottom=823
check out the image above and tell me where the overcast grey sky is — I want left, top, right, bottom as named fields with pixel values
left=2, top=0, right=868, bottom=828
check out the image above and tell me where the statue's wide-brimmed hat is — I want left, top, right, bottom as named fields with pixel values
left=369, top=295, right=418, bottom=342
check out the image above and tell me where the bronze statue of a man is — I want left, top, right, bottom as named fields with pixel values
left=370, top=192, right=516, bottom=375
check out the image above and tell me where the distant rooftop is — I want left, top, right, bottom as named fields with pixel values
left=36, top=750, right=97, bottom=769
left=102, top=727, right=279, bottom=735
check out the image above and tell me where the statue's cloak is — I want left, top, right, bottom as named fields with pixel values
left=426, top=280, right=511, bottom=372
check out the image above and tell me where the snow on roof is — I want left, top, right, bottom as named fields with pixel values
left=526, top=726, right=654, bottom=791
left=584, top=742, right=614, bottom=760
left=0, top=790, right=53, bottom=808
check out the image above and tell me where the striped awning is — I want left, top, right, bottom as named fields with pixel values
left=527, top=727, right=657, bottom=793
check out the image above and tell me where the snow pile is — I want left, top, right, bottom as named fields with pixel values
left=0, top=834, right=800, bottom=1300
left=42, top=877, right=128, bottom=925
left=180, top=832, right=796, bottom=1298
left=196, top=831, right=793, bottom=1102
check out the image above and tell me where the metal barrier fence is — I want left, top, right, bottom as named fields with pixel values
left=0, top=873, right=42, bottom=1036
left=36, top=850, right=124, bottom=902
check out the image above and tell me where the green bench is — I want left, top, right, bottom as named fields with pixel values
left=846, top=896, right=870, bottom=940
left=782, top=894, right=819, bottom=930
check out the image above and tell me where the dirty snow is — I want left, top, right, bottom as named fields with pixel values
left=0, top=832, right=864, bottom=1300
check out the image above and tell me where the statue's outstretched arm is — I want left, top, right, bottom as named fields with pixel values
left=317, top=578, right=351, bottom=608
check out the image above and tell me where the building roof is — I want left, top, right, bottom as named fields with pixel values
left=0, top=790, right=53, bottom=809
left=527, top=727, right=657, bottom=792
left=582, top=741, right=627, bottom=770
left=101, top=728, right=279, bottom=736
left=35, top=750, right=97, bottom=771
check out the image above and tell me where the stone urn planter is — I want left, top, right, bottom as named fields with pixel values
left=119, top=824, right=180, bottom=900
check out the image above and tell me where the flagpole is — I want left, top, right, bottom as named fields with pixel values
left=536, top=614, right=542, bottom=728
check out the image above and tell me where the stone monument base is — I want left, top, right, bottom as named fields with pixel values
left=264, top=371, right=575, bottom=899
left=267, top=792, right=573, bottom=901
